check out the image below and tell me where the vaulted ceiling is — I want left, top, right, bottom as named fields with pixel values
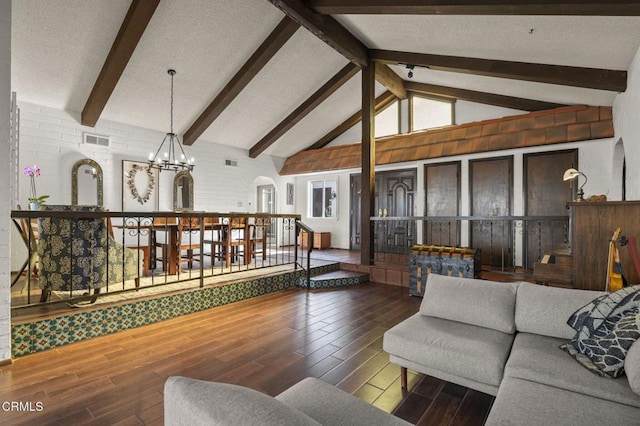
left=11, top=1, right=640, bottom=160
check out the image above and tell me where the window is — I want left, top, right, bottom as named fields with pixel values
left=411, top=95, right=454, bottom=132
left=375, top=100, right=399, bottom=138
left=309, top=180, right=337, bottom=218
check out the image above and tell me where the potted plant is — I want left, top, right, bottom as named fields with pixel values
left=24, top=165, right=49, bottom=210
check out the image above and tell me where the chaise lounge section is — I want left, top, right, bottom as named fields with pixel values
left=164, top=376, right=411, bottom=426
left=383, top=274, right=640, bottom=425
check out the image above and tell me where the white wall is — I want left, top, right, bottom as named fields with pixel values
left=0, top=0, right=11, bottom=362
left=614, top=43, right=640, bottom=200
left=16, top=102, right=287, bottom=214
left=11, top=102, right=288, bottom=269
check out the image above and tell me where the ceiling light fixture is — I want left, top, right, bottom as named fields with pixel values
left=148, top=69, right=194, bottom=173
left=563, top=168, right=587, bottom=201
left=405, top=64, right=415, bottom=79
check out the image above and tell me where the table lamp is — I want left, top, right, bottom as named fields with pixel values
left=563, top=168, right=587, bottom=201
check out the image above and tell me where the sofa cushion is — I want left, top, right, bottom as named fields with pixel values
left=505, top=333, right=640, bottom=408
left=515, top=282, right=605, bottom=339
left=485, top=376, right=640, bottom=426
left=164, top=376, right=320, bottom=426
left=567, top=285, right=640, bottom=344
left=627, top=340, right=640, bottom=396
left=566, top=307, right=640, bottom=378
left=276, top=377, right=411, bottom=426
left=419, top=274, right=519, bottom=334
left=383, top=313, right=514, bottom=387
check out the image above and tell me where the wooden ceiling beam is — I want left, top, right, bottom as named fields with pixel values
left=249, top=63, right=360, bottom=158
left=267, top=0, right=369, bottom=66
left=371, top=49, right=627, bottom=92
left=307, top=90, right=397, bottom=150
left=404, top=81, right=566, bottom=111
left=81, top=0, right=160, bottom=127
left=308, top=0, right=640, bottom=16
left=183, top=17, right=299, bottom=146
left=375, top=64, right=407, bottom=99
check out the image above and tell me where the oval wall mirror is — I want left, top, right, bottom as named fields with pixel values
left=174, top=171, right=194, bottom=211
left=72, top=158, right=103, bottom=206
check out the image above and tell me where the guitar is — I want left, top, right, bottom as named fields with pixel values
left=606, top=227, right=625, bottom=292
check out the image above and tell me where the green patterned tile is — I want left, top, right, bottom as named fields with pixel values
left=85, top=310, right=106, bottom=338
left=12, top=323, right=33, bottom=356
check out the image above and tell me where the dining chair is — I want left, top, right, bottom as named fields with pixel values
left=205, top=216, right=249, bottom=268
left=152, top=216, right=178, bottom=273
left=178, top=216, right=202, bottom=270
left=248, top=217, right=270, bottom=263
left=37, top=205, right=142, bottom=303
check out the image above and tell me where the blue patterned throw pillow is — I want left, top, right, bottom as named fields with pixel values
left=561, top=286, right=640, bottom=377
left=578, top=307, right=640, bottom=378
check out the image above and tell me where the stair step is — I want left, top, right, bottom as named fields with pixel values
left=299, top=270, right=369, bottom=289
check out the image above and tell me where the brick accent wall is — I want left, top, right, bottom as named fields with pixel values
left=280, top=105, right=614, bottom=175
left=0, top=0, right=11, bottom=362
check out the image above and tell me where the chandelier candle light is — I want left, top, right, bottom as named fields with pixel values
left=148, top=69, right=195, bottom=173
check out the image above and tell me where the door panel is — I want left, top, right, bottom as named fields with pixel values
left=381, top=171, right=416, bottom=252
left=524, top=150, right=576, bottom=268
left=470, top=157, right=513, bottom=267
left=425, top=162, right=460, bottom=246
left=350, top=169, right=417, bottom=253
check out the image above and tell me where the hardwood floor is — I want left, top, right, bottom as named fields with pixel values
left=0, top=282, right=494, bottom=425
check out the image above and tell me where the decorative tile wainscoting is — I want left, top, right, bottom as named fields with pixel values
left=11, top=263, right=340, bottom=358
left=300, top=270, right=370, bottom=289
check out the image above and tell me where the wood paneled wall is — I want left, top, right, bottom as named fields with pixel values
left=571, top=201, right=640, bottom=290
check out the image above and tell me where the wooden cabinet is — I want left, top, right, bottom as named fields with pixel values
left=570, top=201, right=640, bottom=291
left=300, top=232, right=331, bottom=250
left=533, top=253, right=573, bottom=288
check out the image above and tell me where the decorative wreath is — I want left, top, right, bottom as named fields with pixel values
left=127, top=164, right=155, bottom=205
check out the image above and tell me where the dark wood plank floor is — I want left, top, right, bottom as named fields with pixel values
left=0, top=282, right=494, bottom=425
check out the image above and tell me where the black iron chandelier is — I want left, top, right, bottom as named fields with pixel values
left=148, top=69, right=194, bottom=172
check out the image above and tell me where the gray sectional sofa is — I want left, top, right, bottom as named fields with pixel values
left=383, top=274, right=640, bottom=425
left=164, top=375, right=411, bottom=426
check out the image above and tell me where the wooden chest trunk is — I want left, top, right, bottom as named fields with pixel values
left=409, top=245, right=482, bottom=296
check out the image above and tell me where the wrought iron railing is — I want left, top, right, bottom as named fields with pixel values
left=11, top=210, right=302, bottom=308
left=294, top=220, right=314, bottom=288
left=371, top=215, right=570, bottom=273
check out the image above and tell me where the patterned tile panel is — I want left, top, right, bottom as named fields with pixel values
left=300, top=270, right=370, bottom=290
left=11, top=264, right=336, bottom=358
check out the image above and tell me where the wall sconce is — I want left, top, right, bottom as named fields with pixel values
left=563, top=168, right=588, bottom=201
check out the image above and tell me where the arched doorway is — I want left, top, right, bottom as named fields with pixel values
left=613, top=138, right=626, bottom=201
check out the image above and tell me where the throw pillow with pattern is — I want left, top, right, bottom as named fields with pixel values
left=568, top=285, right=640, bottom=346
left=561, top=285, right=640, bottom=377
left=566, top=308, right=640, bottom=378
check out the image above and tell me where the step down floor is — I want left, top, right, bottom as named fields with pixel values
left=301, top=270, right=370, bottom=289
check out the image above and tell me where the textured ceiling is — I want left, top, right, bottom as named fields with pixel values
left=11, top=1, right=640, bottom=159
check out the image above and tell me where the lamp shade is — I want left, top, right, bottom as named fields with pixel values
left=563, top=168, right=580, bottom=181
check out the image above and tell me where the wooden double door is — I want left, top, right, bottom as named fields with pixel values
left=350, top=169, right=417, bottom=252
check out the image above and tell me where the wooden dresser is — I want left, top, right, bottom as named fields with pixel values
left=569, top=201, right=640, bottom=291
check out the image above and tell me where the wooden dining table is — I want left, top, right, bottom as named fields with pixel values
left=114, top=216, right=251, bottom=275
